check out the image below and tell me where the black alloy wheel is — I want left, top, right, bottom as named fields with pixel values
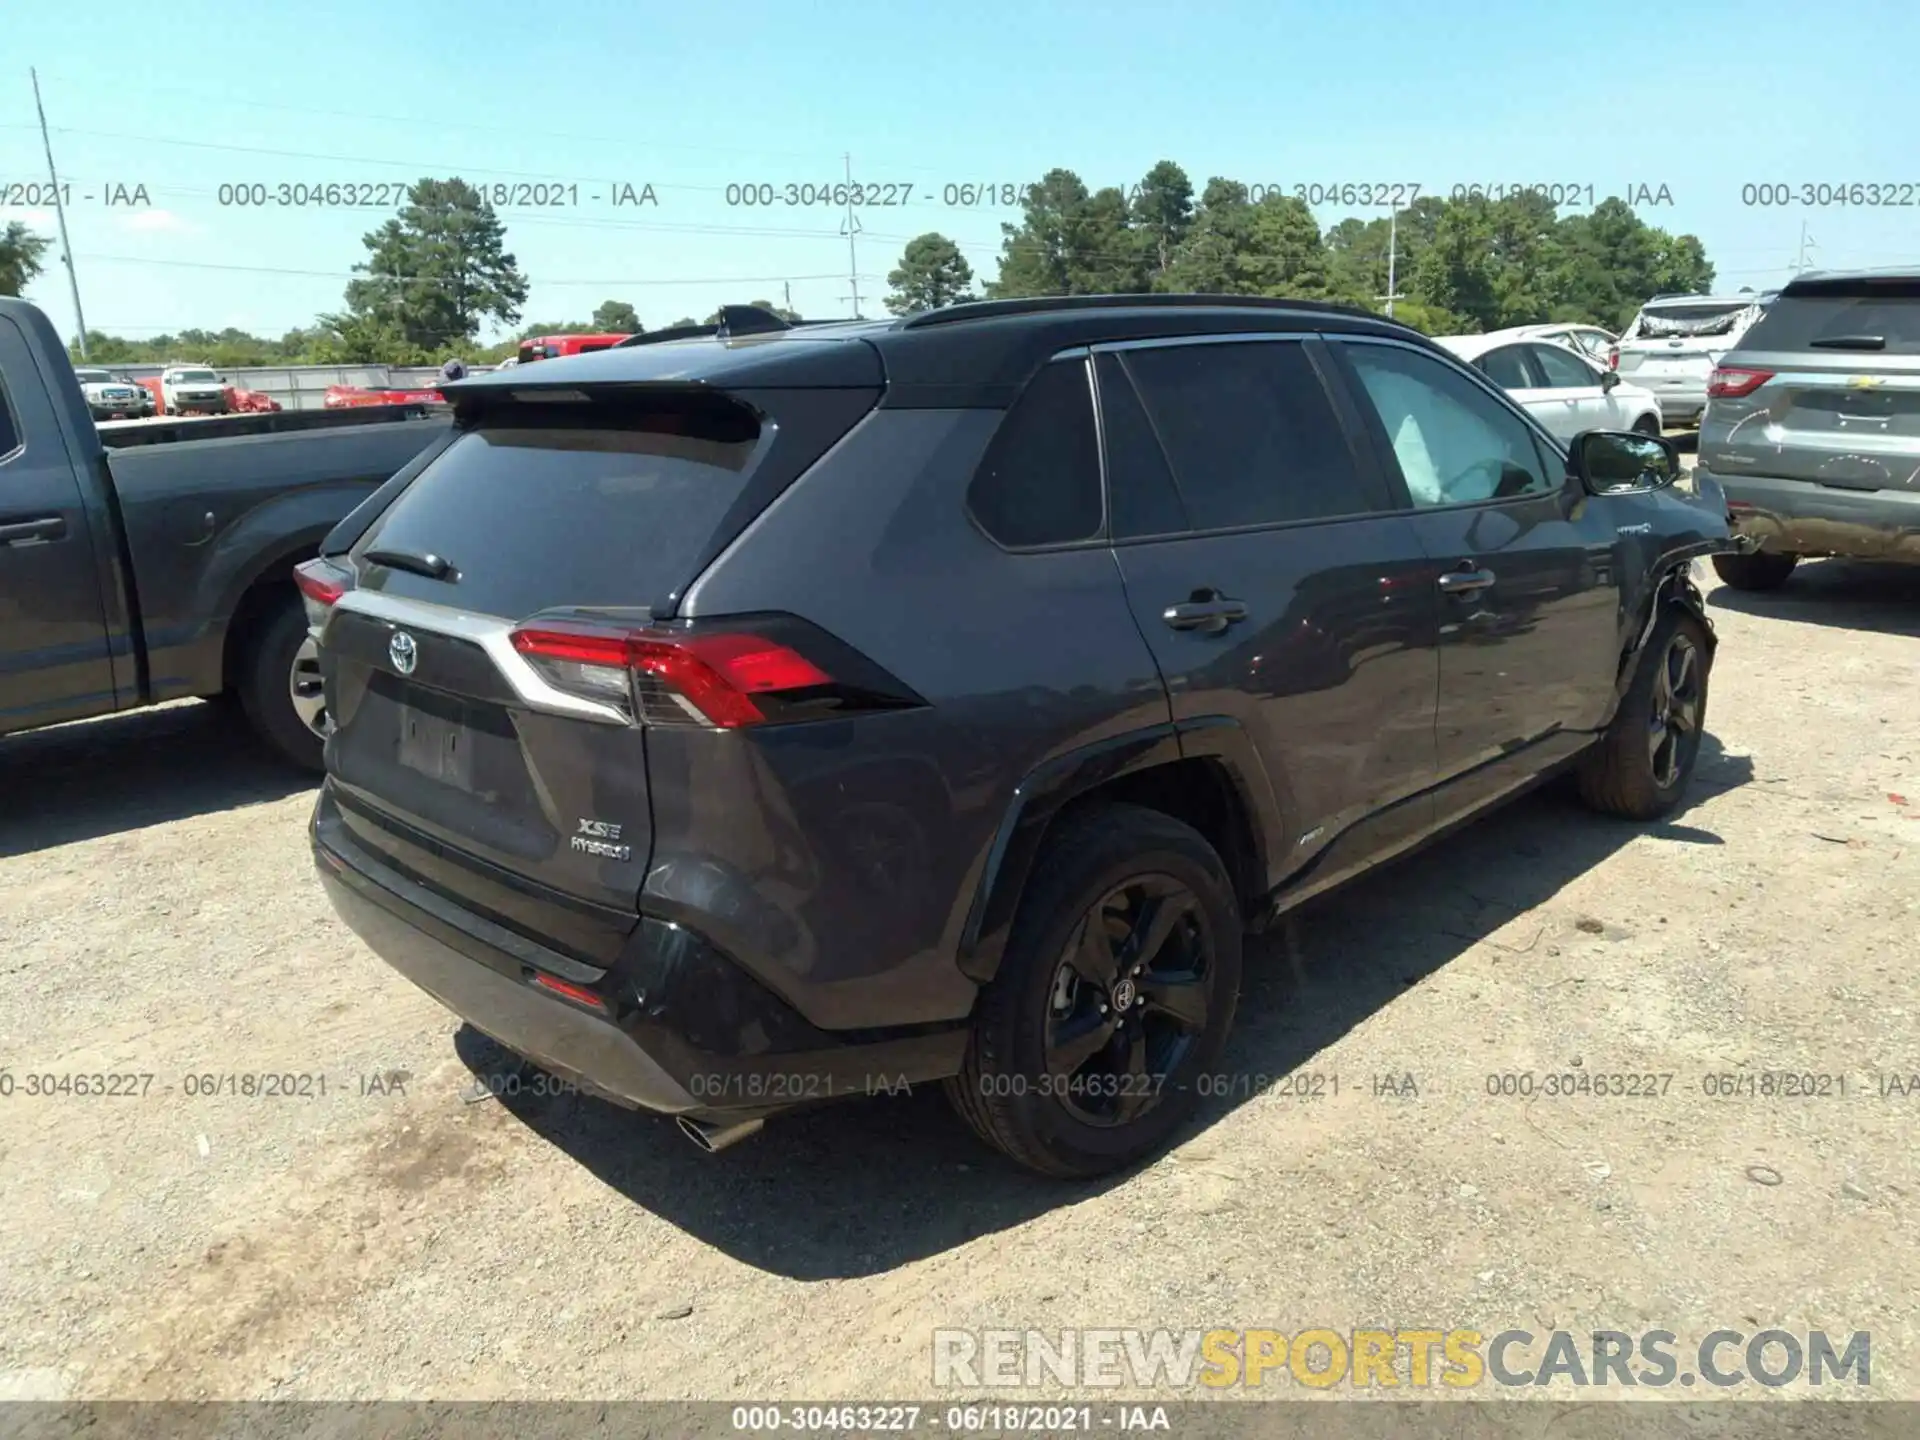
left=1647, top=629, right=1704, bottom=790
left=1042, top=875, right=1212, bottom=1127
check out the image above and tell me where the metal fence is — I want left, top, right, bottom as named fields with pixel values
left=88, top=361, right=501, bottom=410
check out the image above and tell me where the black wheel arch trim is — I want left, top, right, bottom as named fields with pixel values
left=954, top=717, right=1285, bottom=986
left=1602, top=554, right=1716, bottom=728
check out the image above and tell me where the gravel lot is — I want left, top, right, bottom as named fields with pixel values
left=1, top=560, right=1915, bottom=1405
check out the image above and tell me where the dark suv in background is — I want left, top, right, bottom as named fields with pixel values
left=1701, top=267, right=1920, bottom=590
left=303, top=296, right=1735, bottom=1178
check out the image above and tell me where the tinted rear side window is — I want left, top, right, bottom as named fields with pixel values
left=1741, top=281, right=1920, bottom=356
left=967, top=357, right=1103, bottom=548
left=1095, top=352, right=1189, bottom=540
left=355, top=400, right=762, bottom=618
left=1121, top=340, right=1373, bottom=529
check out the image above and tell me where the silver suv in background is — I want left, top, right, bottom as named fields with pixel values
left=1698, top=268, right=1920, bottom=590
left=1614, top=294, right=1767, bottom=426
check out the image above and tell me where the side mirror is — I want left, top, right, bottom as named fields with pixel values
left=1569, top=429, right=1680, bottom=496
left=1600, top=370, right=1621, bottom=393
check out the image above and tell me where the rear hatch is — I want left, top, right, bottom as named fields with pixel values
left=308, top=350, right=882, bottom=967
left=1702, top=275, right=1920, bottom=491
left=1616, top=300, right=1761, bottom=383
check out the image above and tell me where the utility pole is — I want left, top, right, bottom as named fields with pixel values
left=839, top=153, right=863, bottom=319
left=783, top=280, right=792, bottom=316
left=30, top=68, right=90, bottom=359
left=1377, top=207, right=1404, bottom=318
left=1791, top=221, right=1817, bottom=275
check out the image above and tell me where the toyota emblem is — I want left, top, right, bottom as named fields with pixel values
left=388, top=630, right=418, bottom=675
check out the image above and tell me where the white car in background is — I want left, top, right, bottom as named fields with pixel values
left=1437, top=333, right=1663, bottom=442
left=160, top=364, right=230, bottom=416
left=71, top=367, right=149, bottom=421
left=1611, top=294, right=1766, bottom=427
left=1480, top=321, right=1619, bottom=365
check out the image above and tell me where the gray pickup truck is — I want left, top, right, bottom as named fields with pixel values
left=0, top=297, right=453, bottom=768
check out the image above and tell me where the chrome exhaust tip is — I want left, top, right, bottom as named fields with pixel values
left=677, top=1115, right=765, bottom=1154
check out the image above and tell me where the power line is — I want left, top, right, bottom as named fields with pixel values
left=23, top=69, right=853, bottom=164
left=74, top=253, right=880, bottom=286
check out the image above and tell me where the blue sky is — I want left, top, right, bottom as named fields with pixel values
left=5, top=0, right=1917, bottom=346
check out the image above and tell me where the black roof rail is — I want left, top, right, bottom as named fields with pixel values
left=900, top=292, right=1389, bottom=330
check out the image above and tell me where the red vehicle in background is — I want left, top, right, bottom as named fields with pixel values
left=517, top=332, right=632, bottom=364
left=226, top=383, right=281, bottom=413
left=323, top=384, right=444, bottom=409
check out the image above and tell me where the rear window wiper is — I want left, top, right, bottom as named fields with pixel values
left=364, top=546, right=457, bottom=581
left=1810, top=335, right=1888, bottom=351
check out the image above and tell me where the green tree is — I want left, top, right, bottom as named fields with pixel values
left=669, top=316, right=698, bottom=329
left=988, top=169, right=1146, bottom=297
left=1161, top=185, right=1328, bottom=299
left=307, top=309, right=434, bottom=365
left=591, top=299, right=642, bottom=333
left=1239, top=194, right=1331, bottom=298
left=1129, top=161, right=1194, bottom=278
left=1409, top=197, right=1500, bottom=330
left=1159, top=178, right=1251, bottom=293
left=1485, top=191, right=1567, bottom=327
left=0, top=222, right=52, bottom=297
left=341, top=178, right=528, bottom=351
left=886, top=232, right=977, bottom=314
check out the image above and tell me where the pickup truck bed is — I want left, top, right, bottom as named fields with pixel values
left=0, top=296, right=453, bottom=767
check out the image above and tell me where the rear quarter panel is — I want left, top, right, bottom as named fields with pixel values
left=671, top=407, right=1173, bottom=1030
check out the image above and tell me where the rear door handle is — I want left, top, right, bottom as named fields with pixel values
left=0, top=516, right=66, bottom=546
left=1436, top=566, right=1496, bottom=595
left=1163, top=597, right=1248, bottom=633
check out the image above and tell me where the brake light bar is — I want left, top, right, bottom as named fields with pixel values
left=509, top=622, right=832, bottom=729
left=1707, top=366, right=1774, bottom=400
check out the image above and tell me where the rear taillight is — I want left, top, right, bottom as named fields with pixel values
left=1708, top=366, right=1774, bottom=400
left=509, top=621, right=848, bottom=729
left=1607, top=346, right=1619, bottom=371
left=293, top=557, right=353, bottom=627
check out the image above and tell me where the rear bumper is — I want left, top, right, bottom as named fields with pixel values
left=311, top=792, right=968, bottom=1121
left=1620, top=375, right=1707, bottom=422
left=1705, top=467, right=1920, bottom=561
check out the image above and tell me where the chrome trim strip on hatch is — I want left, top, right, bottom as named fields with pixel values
left=328, top=590, right=630, bottom=726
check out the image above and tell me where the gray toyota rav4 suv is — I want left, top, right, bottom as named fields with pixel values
left=303, top=296, right=1736, bottom=1178
left=1701, top=267, right=1920, bottom=590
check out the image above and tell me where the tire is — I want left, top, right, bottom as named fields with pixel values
left=1712, top=550, right=1797, bottom=591
left=235, top=593, right=326, bottom=772
left=944, top=803, right=1243, bottom=1179
left=1632, top=414, right=1661, bottom=436
left=1576, top=607, right=1711, bottom=820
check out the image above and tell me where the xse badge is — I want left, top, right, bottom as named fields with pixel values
left=572, top=818, right=631, bottom=862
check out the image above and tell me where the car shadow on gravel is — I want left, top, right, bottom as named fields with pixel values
left=0, top=700, right=313, bottom=856
left=1706, top=559, right=1920, bottom=638
left=477, top=736, right=1752, bottom=1281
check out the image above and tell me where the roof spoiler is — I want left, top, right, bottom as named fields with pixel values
left=615, top=304, right=814, bottom=348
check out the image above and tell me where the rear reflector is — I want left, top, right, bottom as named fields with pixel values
left=1708, top=366, right=1774, bottom=399
left=510, top=623, right=833, bottom=729
left=529, top=971, right=607, bottom=1011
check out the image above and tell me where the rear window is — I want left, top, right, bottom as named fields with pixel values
left=1624, top=304, right=1756, bottom=340
left=355, top=400, right=763, bottom=619
left=1739, top=280, right=1920, bottom=356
